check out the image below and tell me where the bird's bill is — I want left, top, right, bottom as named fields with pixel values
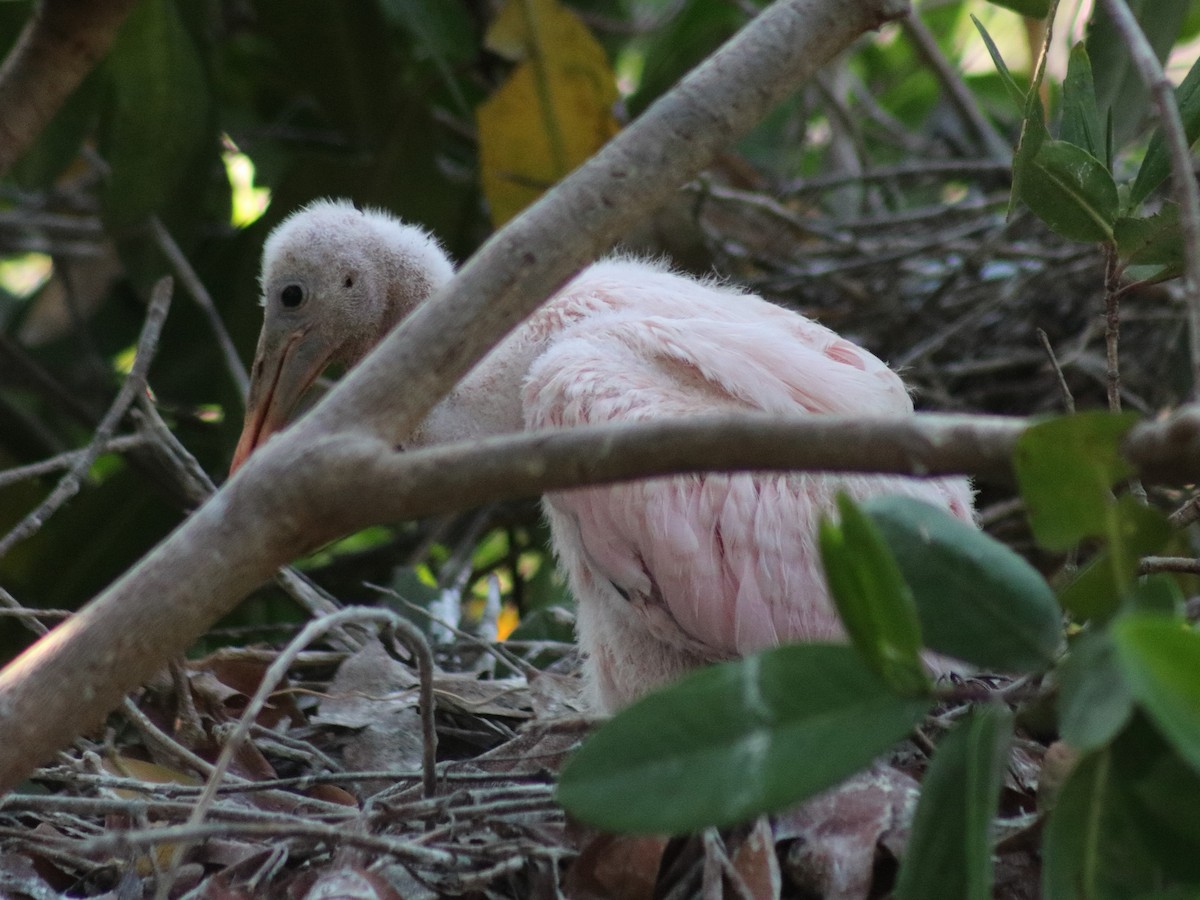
left=229, top=327, right=333, bottom=474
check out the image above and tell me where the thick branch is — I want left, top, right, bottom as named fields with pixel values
left=0, top=0, right=910, bottom=795
left=293, top=413, right=1024, bottom=537
left=0, top=0, right=139, bottom=175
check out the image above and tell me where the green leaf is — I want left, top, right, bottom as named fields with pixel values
left=1043, top=746, right=1167, bottom=899
left=1113, top=718, right=1200, bottom=881
left=1058, top=629, right=1134, bottom=752
left=381, top=0, right=475, bottom=116
left=556, top=645, right=931, bottom=833
left=1130, top=573, right=1185, bottom=616
left=1113, top=615, right=1200, bottom=775
left=1061, top=43, right=1102, bottom=161
left=1130, top=44, right=1200, bottom=206
left=986, top=0, right=1051, bottom=16
left=864, top=497, right=1062, bottom=672
left=971, top=16, right=1026, bottom=109
left=1087, top=0, right=1189, bottom=148
left=1017, top=140, right=1119, bottom=242
left=1057, top=498, right=1171, bottom=622
left=1114, top=205, right=1184, bottom=269
left=894, top=705, right=1013, bottom=900
left=1013, top=412, right=1138, bottom=550
left=101, top=0, right=211, bottom=225
left=818, top=493, right=928, bottom=696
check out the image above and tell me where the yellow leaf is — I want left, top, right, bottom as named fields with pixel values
left=478, top=0, right=619, bottom=226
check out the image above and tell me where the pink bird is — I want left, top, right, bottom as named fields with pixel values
left=232, top=200, right=974, bottom=712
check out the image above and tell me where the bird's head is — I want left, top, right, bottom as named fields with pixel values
left=230, top=200, right=454, bottom=473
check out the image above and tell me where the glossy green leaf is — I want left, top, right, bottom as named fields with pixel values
left=818, top=494, right=928, bottom=696
left=971, top=16, right=1026, bottom=109
left=1013, top=412, right=1138, bottom=550
left=1113, top=719, right=1200, bottom=881
left=986, top=0, right=1050, bottom=17
left=1130, top=47, right=1200, bottom=206
left=556, top=645, right=931, bottom=833
left=1114, top=205, right=1184, bottom=270
left=1130, top=573, right=1185, bottom=616
left=1057, top=499, right=1172, bottom=622
left=864, top=497, right=1061, bottom=672
left=1061, top=43, right=1103, bottom=161
left=1017, top=140, right=1119, bottom=242
left=1113, top=615, right=1200, bottom=775
left=1043, top=746, right=1167, bottom=899
left=1087, top=0, right=1189, bottom=148
left=1058, top=629, right=1133, bottom=752
left=101, top=0, right=210, bottom=225
left=382, top=0, right=474, bottom=65
left=894, top=704, right=1013, bottom=900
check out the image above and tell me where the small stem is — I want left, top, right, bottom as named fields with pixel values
left=1103, top=243, right=1122, bottom=413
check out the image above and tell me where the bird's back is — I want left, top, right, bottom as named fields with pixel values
left=521, top=259, right=974, bottom=710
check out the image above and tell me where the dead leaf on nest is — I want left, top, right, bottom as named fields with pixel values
left=312, top=639, right=417, bottom=729
left=775, top=763, right=919, bottom=900
left=565, top=832, right=668, bottom=900
left=311, top=640, right=424, bottom=792
left=730, top=816, right=782, bottom=899
left=294, top=865, right=404, bottom=899
left=433, top=673, right=533, bottom=718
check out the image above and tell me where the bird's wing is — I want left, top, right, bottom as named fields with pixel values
left=523, top=308, right=971, bottom=665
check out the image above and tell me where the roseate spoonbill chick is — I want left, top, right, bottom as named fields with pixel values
left=232, top=200, right=974, bottom=712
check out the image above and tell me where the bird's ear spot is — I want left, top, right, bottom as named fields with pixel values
left=343, top=274, right=354, bottom=289
left=280, top=283, right=305, bottom=309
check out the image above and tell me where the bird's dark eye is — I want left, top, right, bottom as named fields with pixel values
left=343, top=275, right=354, bottom=289
left=280, top=284, right=304, bottom=308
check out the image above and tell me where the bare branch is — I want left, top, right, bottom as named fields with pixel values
left=148, top=217, right=251, bottom=400
left=0, top=0, right=140, bottom=175
left=1096, top=0, right=1200, bottom=398
left=899, top=10, right=1010, bottom=160
left=0, top=277, right=172, bottom=560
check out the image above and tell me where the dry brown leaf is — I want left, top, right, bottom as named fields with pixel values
left=776, top=764, right=919, bottom=900
left=729, top=817, right=782, bottom=900
left=565, top=832, right=668, bottom=900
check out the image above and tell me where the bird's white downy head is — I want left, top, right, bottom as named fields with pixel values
left=231, top=200, right=455, bottom=472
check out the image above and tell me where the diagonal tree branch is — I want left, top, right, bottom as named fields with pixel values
left=0, top=0, right=912, bottom=794
left=0, top=0, right=139, bottom=175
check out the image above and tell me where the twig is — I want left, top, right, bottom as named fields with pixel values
left=0, top=276, right=173, bottom=560
left=381, top=618, right=439, bottom=798
left=0, top=584, right=51, bottom=637
left=900, top=9, right=1010, bottom=160
left=371, top=586, right=541, bottom=679
left=77, top=819, right=459, bottom=868
left=1102, top=244, right=1123, bottom=412
left=0, top=0, right=140, bottom=175
left=1096, top=0, right=1200, bottom=399
left=158, top=608, right=438, bottom=899
left=148, top=217, right=250, bottom=400
left=1168, top=497, right=1200, bottom=528
left=127, top=397, right=357, bottom=639
left=785, top=159, right=1012, bottom=194
left=1139, top=555, right=1200, bottom=575
left=119, top=697, right=231, bottom=784
left=0, top=433, right=150, bottom=490
left=1036, top=328, right=1075, bottom=413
